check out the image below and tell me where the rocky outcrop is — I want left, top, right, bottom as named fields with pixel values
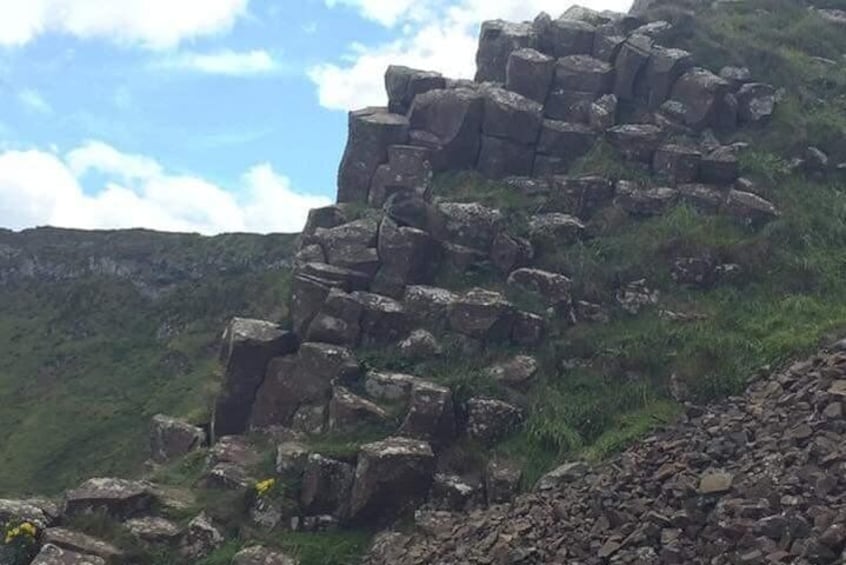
left=364, top=349, right=846, bottom=564
left=149, top=414, right=205, bottom=463
left=63, top=478, right=155, bottom=520
left=214, top=318, right=298, bottom=438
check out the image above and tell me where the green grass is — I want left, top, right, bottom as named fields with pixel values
left=0, top=230, right=296, bottom=496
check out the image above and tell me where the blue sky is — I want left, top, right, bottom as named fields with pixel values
left=0, top=0, right=631, bottom=234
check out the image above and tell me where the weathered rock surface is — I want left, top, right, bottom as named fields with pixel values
left=475, top=20, right=534, bottom=83
left=385, top=65, right=446, bottom=115
left=506, top=48, right=555, bottom=103
left=350, top=437, right=436, bottom=523
left=507, top=268, right=572, bottom=308
left=466, top=398, right=523, bottom=445
left=485, top=355, right=539, bottom=391
left=365, top=349, right=846, bottom=564
left=149, top=414, right=204, bottom=463
left=43, top=528, right=124, bottom=562
left=178, top=513, right=224, bottom=561
left=328, top=386, right=390, bottom=433
left=233, top=545, right=299, bottom=565
left=448, top=288, right=515, bottom=342
left=300, top=454, right=355, bottom=519
left=63, top=478, right=154, bottom=520
left=409, top=88, right=484, bottom=171
left=31, top=544, right=106, bottom=565
left=398, top=380, right=456, bottom=443
left=124, top=516, right=182, bottom=544
left=214, top=318, right=298, bottom=437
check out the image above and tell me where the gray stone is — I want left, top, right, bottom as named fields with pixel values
left=547, top=18, right=596, bottom=57
left=214, top=318, right=298, bottom=437
left=43, top=529, right=123, bottom=562
left=720, top=66, right=752, bottom=91
left=149, top=414, right=205, bottom=464
left=475, top=20, right=535, bottom=83
left=544, top=88, right=596, bottom=122
left=535, top=461, right=589, bottom=491
left=350, top=437, right=436, bottom=523
left=448, top=288, right=515, bottom=341
left=368, top=144, right=433, bottom=207
left=592, top=33, right=626, bottom=63
left=490, top=232, right=534, bottom=273
left=398, top=329, right=443, bottom=361
left=385, top=66, right=446, bottom=115
left=506, top=48, right=555, bottom=104
left=653, top=144, right=701, bottom=185
left=337, top=107, right=409, bottom=204
left=477, top=135, right=535, bottom=179
left=302, top=205, right=349, bottom=241
left=373, top=217, right=437, bottom=297
left=63, top=478, right=154, bottom=520
left=233, top=546, right=299, bottom=565
left=607, top=124, right=663, bottom=162
left=547, top=175, right=615, bottom=217
left=404, top=286, right=458, bottom=332
left=736, top=83, right=776, bottom=124
left=178, top=513, right=224, bottom=561
left=485, top=459, right=523, bottom=504
left=678, top=183, right=726, bottom=213
left=670, top=68, right=731, bottom=130
left=429, top=474, right=482, bottom=511
left=291, top=404, right=327, bottom=435
left=352, top=291, right=409, bottom=346
left=724, top=190, right=779, bottom=225
left=614, top=35, right=653, bottom=100
left=554, top=55, right=613, bottom=94
left=31, top=545, right=106, bottom=565
left=589, top=93, right=618, bottom=131
left=700, top=146, right=739, bottom=185
left=537, top=120, right=597, bottom=162
left=512, top=311, right=545, bottom=346
left=507, top=268, right=572, bottom=307
left=432, top=201, right=503, bottom=252
left=250, top=343, right=360, bottom=428
left=365, top=371, right=425, bottom=403
left=275, top=442, right=310, bottom=478
left=409, top=88, right=484, bottom=171
left=486, top=355, right=539, bottom=391
left=615, top=182, right=677, bottom=216
left=124, top=517, right=182, bottom=544
left=399, top=380, right=456, bottom=443
left=481, top=86, right=543, bottom=145
left=300, top=454, right=355, bottom=519
left=642, top=47, right=693, bottom=109
left=466, top=398, right=523, bottom=444
left=528, top=213, right=586, bottom=248
left=328, top=386, right=390, bottom=433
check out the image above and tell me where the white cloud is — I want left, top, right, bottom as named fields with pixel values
left=18, top=88, right=52, bottom=114
left=0, top=0, right=249, bottom=50
left=0, top=142, right=331, bottom=234
left=157, top=49, right=282, bottom=76
left=313, top=0, right=633, bottom=110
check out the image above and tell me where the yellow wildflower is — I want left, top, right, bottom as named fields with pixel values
left=255, top=478, right=276, bottom=496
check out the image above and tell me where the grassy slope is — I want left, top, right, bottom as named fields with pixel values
left=0, top=230, right=296, bottom=496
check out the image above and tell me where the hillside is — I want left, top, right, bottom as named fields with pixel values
left=0, top=227, right=297, bottom=495
left=3, top=0, right=846, bottom=564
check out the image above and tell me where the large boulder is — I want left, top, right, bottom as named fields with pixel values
left=485, top=459, right=523, bottom=504
left=592, top=32, right=626, bottom=63
left=313, top=218, right=380, bottom=274
left=382, top=190, right=432, bottom=231
left=350, top=437, right=436, bottom=523
left=466, top=398, right=523, bottom=445
left=290, top=264, right=370, bottom=337
left=373, top=217, right=437, bottom=297
left=31, top=545, right=106, bottom=565
left=404, top=286, right=458, bottom=332
left=300, top=454, right=355, bottom=519
left=547, top=175, right=615, bottom=217
left=506, top=48, right=555, bottom=104
left=653, top=144, right=701, bottom=185
left=724, top=190, right=780, bottom=225
left=528, top=213, right=585, bottom=249
left=670, top=68, right=731, bottom=130
left=485, top=355, right=539, bottom=391
left=641, top=46, right=693, bottom=109
left=385, top=66, right=446, bottom=115
left=614, top=35, right=653, bottom=100
left=64, top=478, right=154, bottom=520
left=337, top=107, right=409, bottom=204
left=588, top=93, right=618, bottom=130
left=250, top=343, right=360, bottom=428
left=554, top=55, right=613, bottom=94
left=328, top=386, right=390, bottom=433
left=512, top=311, right=546, bottom=346
left=351, top=291, right=409, bottom=346
left=536, top=120, right=597, bottom=165
left=546, top=18, right=596, bottom=57
left=615, top=181, right=678, bottom=216
left=431, top=201, right=503, bottom=252
left=398, top=329, right=443, bottom=361
left=736, top=83, right=776, bottom=124
left=178, top=513, right=224, bottom=561
left=448, top=288, right=515, bottom=341
left=306, top=288, right=363, bottom=347
left=0, top=499, right=55, bottom=529
left=125, top=517, right=182, bottom=545
left=535, top=461, right=590, bottom=491
left=368, top=145, right=433, bottom=207
left=475, top=20, right=535, bottom=83
left=477, top=136, right=535, bottom=179
left=43, top=528, right=123, bottom=562
left=365, top=371, right=425, bottom=402
left=399, top=380, right=456, bottom=443
left=481, top=86, right=543, bottom=145
left=507, top=268, right=572, bottom=308
left=700, top=146, right=739, bottom=185
left=606, top=124, right=663, bottom=162
left=214, top=318, right=298, bottom=437
left=490, top=232, right=534, bottom=273
left=544, top=88, right=596, bottom=123
left=301, top=205, right=349, bottom=241
left=409, top=88, right=484, bottom=171
left=149, top=414, right=205, bottom=464
left=678, top=183, right=726, bottom=214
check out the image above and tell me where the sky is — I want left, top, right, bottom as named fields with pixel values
left=0, top=0, right=632, bottom=235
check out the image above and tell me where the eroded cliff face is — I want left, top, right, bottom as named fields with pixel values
left=0, top=227, right=295, bottom=298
